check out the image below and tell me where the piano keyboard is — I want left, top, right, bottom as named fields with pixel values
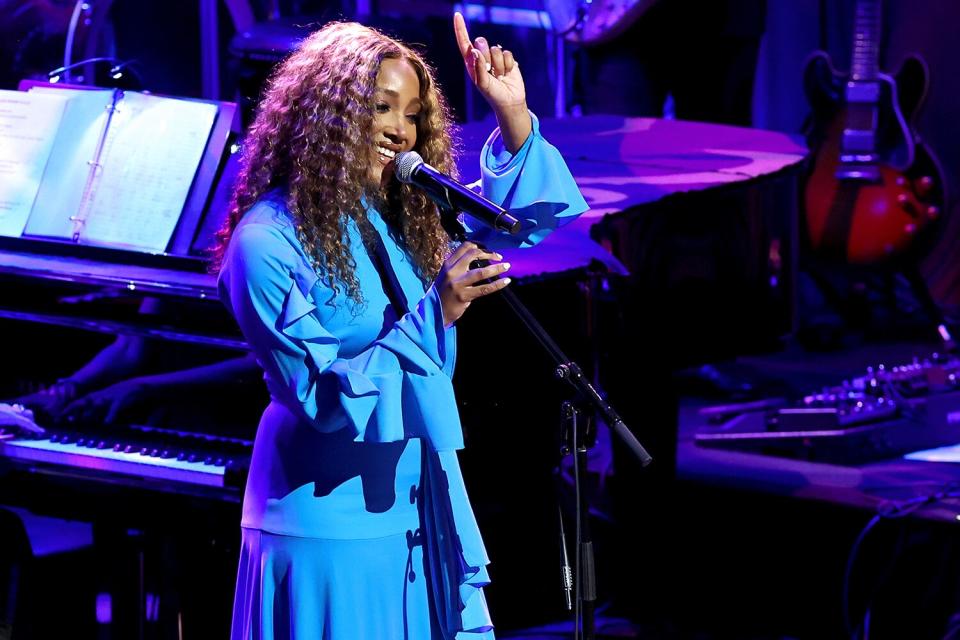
left=0, top=424, right=252, bottom=489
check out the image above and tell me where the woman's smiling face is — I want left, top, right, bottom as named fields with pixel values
left=369, top=57, right=421, bottom=186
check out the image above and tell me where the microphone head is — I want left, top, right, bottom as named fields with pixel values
left=394, top=151, right=424, bottom=184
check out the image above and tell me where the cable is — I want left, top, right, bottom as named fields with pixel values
left=48, top=56, right=120, bottom=79
left=572, top=404, right=582, bottom=640
left=63, top=0, right=86, bottom=82
left=842, top=487, right=960, bottom=639
left=843, top=513, right=881, bottom=639
left=47, top=57, right=142, bottom=88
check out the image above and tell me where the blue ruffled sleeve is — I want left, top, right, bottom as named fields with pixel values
left=218, top=220, right=463, bottom=450
left=462, top=112, right=589, bottom=250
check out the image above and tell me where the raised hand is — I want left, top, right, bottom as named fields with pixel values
left=436, top=241, right=512, bottom=327
left=454, top=11, right=532, bottom=153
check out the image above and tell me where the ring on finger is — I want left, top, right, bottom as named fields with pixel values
left=489, top=45, right=504, bottom=75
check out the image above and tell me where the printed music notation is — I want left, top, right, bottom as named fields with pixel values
left=1, top=86, right=218, bottom=253
left=0, top=90, right=69, bottom=237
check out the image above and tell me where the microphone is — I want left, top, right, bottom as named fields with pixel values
left=394, top=151, right=520, bottom=234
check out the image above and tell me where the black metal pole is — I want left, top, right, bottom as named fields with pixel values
left=564, top=401, right=597, bottom=640
left=438, top=208, right=652, bottom=638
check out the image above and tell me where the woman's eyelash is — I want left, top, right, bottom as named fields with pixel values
left=375, top=102, right=420, bottom=117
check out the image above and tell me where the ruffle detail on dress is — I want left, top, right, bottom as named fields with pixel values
left=276, top=263, right=464, bottom=451
left=422, top=450, right=494, bottom=638
left=279, top=269, right=379, bottom=402
left=392, top=285, right=452, bottom=372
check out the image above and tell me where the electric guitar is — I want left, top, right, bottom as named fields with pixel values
left=803, top=0, right=944, bottom=264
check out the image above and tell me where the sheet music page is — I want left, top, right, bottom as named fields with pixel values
left=0, top=90, right=69, bottom=237
left=23, top=88, right=116, bottom=239
left=78, top=92, right=218, bottom=252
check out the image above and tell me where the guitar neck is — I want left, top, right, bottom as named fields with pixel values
left=840, top=0, right=884, bottom=180
left=851, top=0, right=882, bottom=81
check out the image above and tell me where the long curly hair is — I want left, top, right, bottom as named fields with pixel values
left=213, top=21, right=456, bottom=303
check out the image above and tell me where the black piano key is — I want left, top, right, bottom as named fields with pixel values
left=3, top=420, right=253, bottom=494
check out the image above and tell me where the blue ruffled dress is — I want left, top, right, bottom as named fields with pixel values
left=220, top=114, right=588, bottom=640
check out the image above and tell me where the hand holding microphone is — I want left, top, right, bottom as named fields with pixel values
left=393, top=151, right=520, bottom=234
left=434, top=242, right=511, bottom=327
left=393, top=151, right=517, bottom=326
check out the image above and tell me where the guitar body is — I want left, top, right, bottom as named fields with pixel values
left=803, top=51, right=945, bottom=264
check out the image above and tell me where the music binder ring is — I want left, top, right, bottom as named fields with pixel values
left=71, top=90, right=121, bottom=242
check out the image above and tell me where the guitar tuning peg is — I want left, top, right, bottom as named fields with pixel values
left=897, top=193, right=909, bottom=205
left=916, top=176, right=934, bottom=197
left=895, top=176, right=908, bottom=186
left=904, top=223, right=917, bottom=235
left=927, top=205, right=940, bottom=219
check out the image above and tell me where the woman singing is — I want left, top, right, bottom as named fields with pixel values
left=216, top=13, right=587, bottom=639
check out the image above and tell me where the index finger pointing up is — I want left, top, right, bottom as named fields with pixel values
left=454, top=11, right=472, bottom=58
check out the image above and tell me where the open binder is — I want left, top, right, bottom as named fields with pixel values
left=0, top=84, right=234, bottom=255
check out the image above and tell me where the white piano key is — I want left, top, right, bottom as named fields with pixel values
left=0, top=438, right=227, bottom=487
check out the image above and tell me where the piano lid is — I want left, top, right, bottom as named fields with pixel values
left=454, top=115, right=807, bottom=280
left=0, top=235, right=217, bottom=299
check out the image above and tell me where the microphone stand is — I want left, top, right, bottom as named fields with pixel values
left=440, top=208, right=652, bottom=640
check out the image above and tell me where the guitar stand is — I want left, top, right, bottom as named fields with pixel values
left=801, top=254, right=956, bottom=354
left=439, top=208, right=652, bottom=639
left=898, top=260, right=956, bottom=353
